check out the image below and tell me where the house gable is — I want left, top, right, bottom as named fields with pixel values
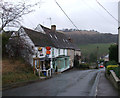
left=34, top=24, right=46, bottom=34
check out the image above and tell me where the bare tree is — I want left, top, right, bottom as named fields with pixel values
left=1, top=0, right=41, bottom=64
left=0, top=1, right=40, bottom=33
left=6, top=30, right=36, bottom=64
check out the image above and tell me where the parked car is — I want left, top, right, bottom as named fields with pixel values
left=99, top=65, right=104, bottom=68
left=98, top=62, right=104, bottom=68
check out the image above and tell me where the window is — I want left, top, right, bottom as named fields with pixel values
left=58, top=49, right=60, bottom=55
left=63, top=49, right=65, bottom=55
left=35, top=60, right=40, bottom=69
left=49, top=34, right=52, bottom=38
left=52, top=48, right=54, bottom=57
left=54, top=35, right=58, bottom=39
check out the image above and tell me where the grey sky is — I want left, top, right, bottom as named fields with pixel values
left=119, top=1, right=120, bottom=27
left=2, top=0, right=120, bottom=34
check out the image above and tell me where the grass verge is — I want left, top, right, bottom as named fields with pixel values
left=2, top=58, right=39, bottom=87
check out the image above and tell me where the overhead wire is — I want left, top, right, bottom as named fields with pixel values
left=82, top=0, right=117, bottom=28
left=55, top=0, right=118, bottom=33
left=21, top=0, right=42, bottom=29
left=54, top=0, right=80, bottom=31
left=96, top=0, right=120, bottom=24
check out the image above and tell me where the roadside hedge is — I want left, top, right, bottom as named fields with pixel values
left=113, top=66, right=120, bottom=79
left=106, top=65, right=118, bottom=74
left=106, top=60, right=117, bottom=67
left=106, top=64, right=120, bottom=79
left=76, top=63, right=90, bottom=69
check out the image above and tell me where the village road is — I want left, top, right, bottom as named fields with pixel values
left=3, top=69, right=101, bottom=96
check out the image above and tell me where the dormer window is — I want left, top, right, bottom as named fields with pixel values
left=49, top=34, right=52, bottom=38
left=54, top=35, right=58, bottom=39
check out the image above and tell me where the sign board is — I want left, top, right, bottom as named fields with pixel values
left=46, top=46, right=51, bottom=50
left=46, top=50, right=51, bottom=54
left=38, top=47, right=42, bottom=51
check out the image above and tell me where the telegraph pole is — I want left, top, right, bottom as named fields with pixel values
left=96, top=46, right=99, bottom=61
left=96, top=46, right=99, bottom=68
left=118, top=1, right=120, bottom=64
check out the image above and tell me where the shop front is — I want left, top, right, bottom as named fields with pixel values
left=33, top=57, right=51, bottom=77
left=55, top=56, right=70, bottom=72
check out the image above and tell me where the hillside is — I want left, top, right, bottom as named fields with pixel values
left=79, top=43, right=112, bottom=58
left=2, top=58, right=38, bottom=88
left=59, top=30, right=117, bottom=45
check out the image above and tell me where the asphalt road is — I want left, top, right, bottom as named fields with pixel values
left=3, top=69, right=100, bottom=96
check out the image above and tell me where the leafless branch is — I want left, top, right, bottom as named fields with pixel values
left=0, top=1, right=40, bottom=32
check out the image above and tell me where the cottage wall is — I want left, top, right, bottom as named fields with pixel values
left=53, top=48, right=59, bottom=57
left=75, top=50, right=81, bottom=56
left=11, top=28, right=36, bottom=66
left=33, top=47, right=46, bottom=58
left=60, top=49, right=64, bottom=55
left=65, top=49, right=67, bottom=56
left=67, top=49, right=75, bottom=67
left=34, top=47, right=60, bottom=59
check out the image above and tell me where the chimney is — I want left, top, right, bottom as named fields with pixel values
left=51, top=25, right=56, bottom=32
left=68, top=37, right=73, bottom=43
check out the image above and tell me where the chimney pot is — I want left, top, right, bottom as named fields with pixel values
left=51, top=25, right=56, bottom=32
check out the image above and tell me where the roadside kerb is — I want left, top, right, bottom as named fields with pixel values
left=89, top=70, right=101, bottom=96
left=106, top=70, right=120, bottom=90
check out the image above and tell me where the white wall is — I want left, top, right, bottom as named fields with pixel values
left=54, top=48, right=59, bottom=57
left=60, top=49, right=64, bottom=55
left=75, top=50, right=81, bottom=56
left=33, top=47, right=46, bottom=58
left=14, top=27, right=36, bottom=66
left=65, top=49, right=67, bottom=56
left=19, top=28, right=35, bottom=47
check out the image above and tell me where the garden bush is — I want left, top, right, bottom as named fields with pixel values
left=112, top=66, right=120, bottom=79
left=76, top=63, right=90, bottom=69
left=106, top=60, right=117, bottom=67
left=106, top=64, right=119, bottom=75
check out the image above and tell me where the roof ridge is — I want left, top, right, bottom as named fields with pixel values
left=40, top=24, right=51, bottom=30
left=22, top=26, right=45, bottom=34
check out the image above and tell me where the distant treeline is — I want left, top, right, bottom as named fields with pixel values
left=61, top=30, right=118, bottom=45
left=71, top=33, right=117, bottom=45
left=59, top=29, right=99, bottom=32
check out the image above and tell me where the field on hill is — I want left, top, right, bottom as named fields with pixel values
left=79, top=43, right=114, bottom=59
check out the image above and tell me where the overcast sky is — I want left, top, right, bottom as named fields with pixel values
left=3, top=0, right=120, bottom=34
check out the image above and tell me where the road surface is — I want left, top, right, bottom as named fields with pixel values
left=3, top=68, right=118, bottom=96
left=3, top=69, right=100, bottom=96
